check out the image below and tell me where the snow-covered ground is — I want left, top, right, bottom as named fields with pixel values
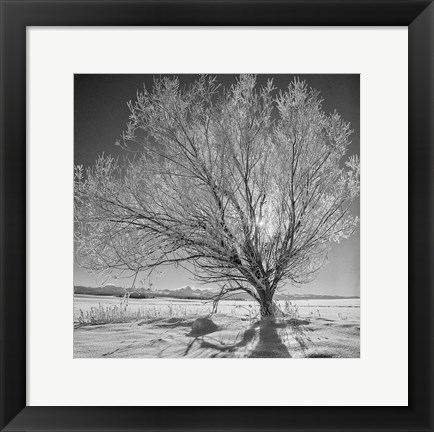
left=74, top=295, right=360, bottom=358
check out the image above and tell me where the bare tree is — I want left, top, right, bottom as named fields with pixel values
left=74, top=75, right=359, bottom=318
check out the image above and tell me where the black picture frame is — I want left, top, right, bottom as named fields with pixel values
left=1, top=1, right=432, bottom=431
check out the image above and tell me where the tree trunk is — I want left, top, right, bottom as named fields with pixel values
left=259, top=296, right=275, bottom=318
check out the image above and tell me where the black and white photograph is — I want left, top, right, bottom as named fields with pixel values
left=74, top=74, right=360, bottom=359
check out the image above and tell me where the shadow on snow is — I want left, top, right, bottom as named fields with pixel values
left=183, top=318, right=311, bottom=358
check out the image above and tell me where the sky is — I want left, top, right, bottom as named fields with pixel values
left=74, top=74, right=360, bottom=297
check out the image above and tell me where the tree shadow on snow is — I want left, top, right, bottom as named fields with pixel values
left=249, top=319, right=292, bottom=358
left=183, top=318, right=310, bottom=358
